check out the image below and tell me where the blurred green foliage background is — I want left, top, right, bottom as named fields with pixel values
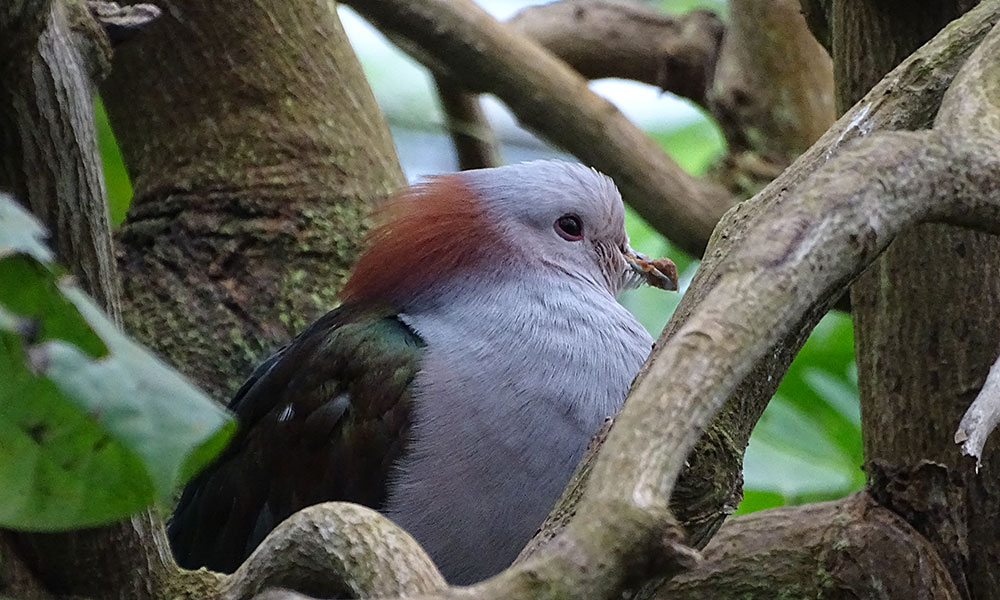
left=94, top=0, right=863, bottom=515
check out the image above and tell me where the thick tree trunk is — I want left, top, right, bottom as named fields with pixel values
left=102, top=0, right=405, bottom=400
left=0, top=0, right=120, bottom=321
left=2, top=1, right=405, bottom=598
left=842, top=1, right=1000, bottom=598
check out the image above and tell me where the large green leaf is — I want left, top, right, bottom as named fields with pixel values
left=0, top=195, right=234, bottom=530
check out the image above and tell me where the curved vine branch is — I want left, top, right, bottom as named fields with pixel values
left=661, top=493, right=960, bottom=598
left=221, top=503, right=446, bottom=600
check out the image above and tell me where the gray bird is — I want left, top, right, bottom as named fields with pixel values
left=167, top=161, right=677, bottom=584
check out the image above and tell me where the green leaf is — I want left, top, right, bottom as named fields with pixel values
left=648, top=118, right=726, bottom=176
left=0, top=325, right=153, bottom=529
left=0, top=256, right=107, bottom=358
left=0, top=196, right=234, bottom=530
left=734, top=489, right=785, bottom=515
left=740, top=312, right=864, bottom=511
left=95, top=99, right=133, bottom=226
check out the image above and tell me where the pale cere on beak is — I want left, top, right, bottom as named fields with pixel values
left=624, top=247, right=679, bottom=291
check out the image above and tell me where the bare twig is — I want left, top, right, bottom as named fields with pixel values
left=557, top=0, right=1000, bottom=549
left=433, top=77, right=501, bottom=170
left=507, top=2, right=724, bottom=108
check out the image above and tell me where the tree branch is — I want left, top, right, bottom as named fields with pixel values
left=341, top=0, right=733, bottom=256
left=433, top=77, right=502, bottom=170
left=643, top=0, right=1000, bottom=547
left=220, top=503, right=446, bottom=600
left=506, top=2, right=724, bottom=108
left=939, top=3, right=1000, bottom=469
left=845, top=4, right=998, bottom=597
left=659, top=493, right=960, bottom=598
left=355, top=0, right=834, bottom=254
left=708, top=0, right=833, bottom=198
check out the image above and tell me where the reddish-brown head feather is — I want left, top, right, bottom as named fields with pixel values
left=340, top=175, right=518, bottom=306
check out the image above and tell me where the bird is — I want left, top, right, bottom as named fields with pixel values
left=166, top=160, right=677, bottom=584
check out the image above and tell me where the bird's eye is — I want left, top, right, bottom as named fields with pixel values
left=554, top=215, right=584, bottom=241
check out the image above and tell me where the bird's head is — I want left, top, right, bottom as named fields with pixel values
left=340, top=161, right=677, bottom=307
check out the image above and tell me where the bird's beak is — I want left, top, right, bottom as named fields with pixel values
left=623, top=246, right=678, bottom=291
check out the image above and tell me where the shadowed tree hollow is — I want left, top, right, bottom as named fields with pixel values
left=1, top=0, right=999, bottom=598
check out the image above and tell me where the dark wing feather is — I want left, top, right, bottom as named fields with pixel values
left=167, top=305, right=425, bottom=572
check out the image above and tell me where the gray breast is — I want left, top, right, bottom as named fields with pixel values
left=385, top=283, right=652, bottom=584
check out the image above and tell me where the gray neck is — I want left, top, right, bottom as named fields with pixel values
left=386, top=274, right=652, bottom=584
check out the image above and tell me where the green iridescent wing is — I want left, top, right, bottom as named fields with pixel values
left=167, top=305, right=425, bottom=573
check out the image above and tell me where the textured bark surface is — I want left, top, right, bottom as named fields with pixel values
left=103, top=0, right=404, bottom=400
left=507, top=3, right=724, bottom=108
left=662, top=493, right=960, bottom=599
left=842, top=2, right=1000, bottom=599
left=709, top=0, right=833, bottom=197
left=0, top=0, right=121, bottom=321
left=219, top=503, right=446, bottom=600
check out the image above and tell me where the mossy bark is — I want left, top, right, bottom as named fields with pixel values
left=102, top=0, right=404, bottom=400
